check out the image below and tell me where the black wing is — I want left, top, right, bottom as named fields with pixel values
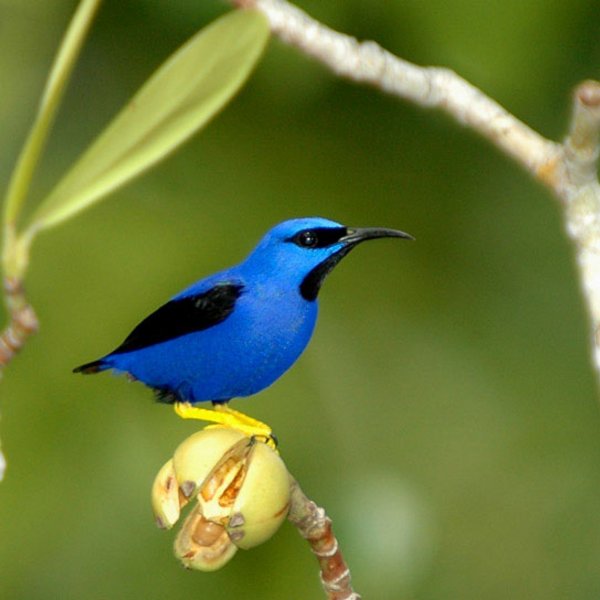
left=74, top=283, right=245, bottom=373
left=111, top=283, right=244, bottom=354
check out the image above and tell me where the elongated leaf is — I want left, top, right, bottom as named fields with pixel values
left=3, top=0, right=102, bottom=227
left=29, top=9, right=269, bottom=232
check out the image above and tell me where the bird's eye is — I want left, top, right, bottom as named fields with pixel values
left=296, top=230, right=318, bottom=248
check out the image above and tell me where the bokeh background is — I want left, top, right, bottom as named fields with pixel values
left=1, top=1, right=600, bottom=598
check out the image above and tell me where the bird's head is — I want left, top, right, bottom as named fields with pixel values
left=243, top=217, right=413, bottom=300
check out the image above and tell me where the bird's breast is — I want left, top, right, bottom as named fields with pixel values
left=236, top=287, right=317, bottom=353
left=225, top=288, right=317, bottom=391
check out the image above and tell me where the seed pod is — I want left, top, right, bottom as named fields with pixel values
left=151, top=459, right=181, bottom=529
left=172, top=428, right=247, bottom=499
left=174, top=503, right=238, bottom=571
left=226, top=439, right=291, bottom=549
left=152, top=427, right=291, bottom=571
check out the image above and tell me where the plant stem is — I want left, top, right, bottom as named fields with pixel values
left=0, top=277, right=39, bottom=372
left=288, top=477, right=360, bottom=600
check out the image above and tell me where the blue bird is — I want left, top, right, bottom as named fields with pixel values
left=74, top=217, right=412, bottom=437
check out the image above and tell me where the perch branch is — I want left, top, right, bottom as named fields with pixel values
left=288, top=477, right=360, bottom=600
left=230, top=0, right=600, bottom=379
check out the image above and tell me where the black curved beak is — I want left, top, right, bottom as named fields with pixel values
left=300, top=226, right=413, bottom=301
left=341, top=226, right=414, bottom=246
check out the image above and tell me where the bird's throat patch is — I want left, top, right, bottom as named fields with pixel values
left=299, top=247, right=353, bottom=301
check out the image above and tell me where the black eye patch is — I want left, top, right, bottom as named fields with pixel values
left=288, top=227, right=348, bottom=249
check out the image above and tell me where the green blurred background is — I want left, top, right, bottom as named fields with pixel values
left=1, top=1, right=600, bottom=598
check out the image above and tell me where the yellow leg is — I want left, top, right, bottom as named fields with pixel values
left=174, top=402, right=276, bottom=448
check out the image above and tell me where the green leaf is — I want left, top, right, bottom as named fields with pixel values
left=28, top=9, right=269, bottom=232
left=3, top=0, right=102, bottom=228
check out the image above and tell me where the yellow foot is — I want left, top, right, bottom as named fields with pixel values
left=174, top=402, right=277, bottom=449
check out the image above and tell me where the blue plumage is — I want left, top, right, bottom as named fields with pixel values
left=74, top=217, right=412, bottom=404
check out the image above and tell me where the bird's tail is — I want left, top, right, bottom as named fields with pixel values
left=73, top=359, right=108, bottom=374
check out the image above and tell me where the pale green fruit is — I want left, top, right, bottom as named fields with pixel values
left=152, top=427, right=291, bottom=571
left=151, top=459, right=181, bottom=529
